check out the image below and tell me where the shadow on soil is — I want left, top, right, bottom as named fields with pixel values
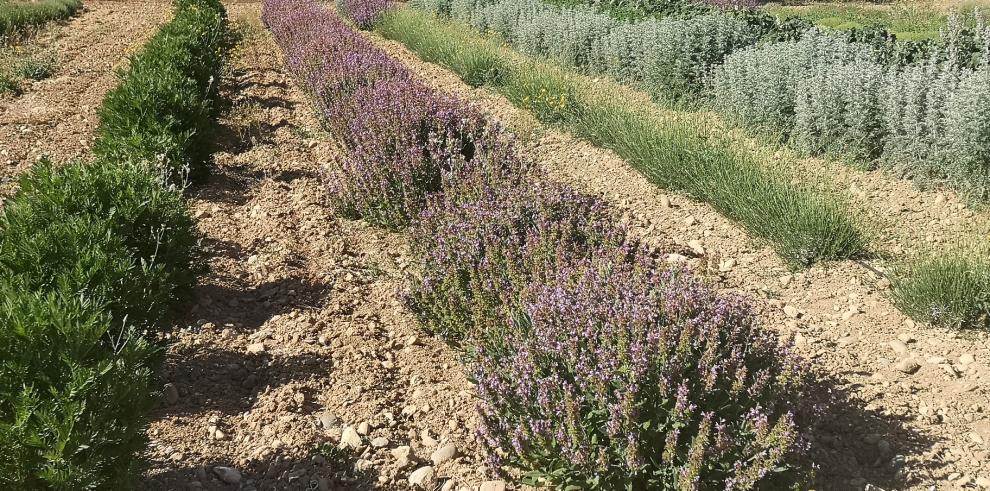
left=806, top=373, right=935, bottom=490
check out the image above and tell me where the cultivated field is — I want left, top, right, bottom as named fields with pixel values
left=1, top=0, right=989, bottom=490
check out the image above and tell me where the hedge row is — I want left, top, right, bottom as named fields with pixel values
left=265, top=0, right=814, bottom=488
left=0, top=0, right=82, bottom=38
left=0, top=0, right=230, bottom=488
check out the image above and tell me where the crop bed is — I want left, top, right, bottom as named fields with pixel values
left=0, top=0, right=988, bottom=490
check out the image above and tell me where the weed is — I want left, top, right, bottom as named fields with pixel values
left=14, top=53, right=55, bottom=80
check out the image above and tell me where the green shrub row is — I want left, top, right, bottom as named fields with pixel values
left=375, top=8, right=866, bottom=266
left=0, top=0, right=82, bottom=38
left=0, top=0, right=230, bottom=488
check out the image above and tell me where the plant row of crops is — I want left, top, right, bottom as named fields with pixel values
left=265, top=0, right=817, bottom=488
left=415, top=0, right=990, bottom=203
left=374, top=2, right=990, bottom=329
left=0, top=0, right=231, bottom=487
left=0, top=0, right=82, bottom=38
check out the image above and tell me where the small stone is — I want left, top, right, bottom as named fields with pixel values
left=420, top=429, right=438, bottom=447
left=212, top=466, right=242, bottom=485
left=779, top=275, right=793, bottom=287
left=318, top=412, right=337, bottom=430
left=340, top=426, right=362, bottom=449
left=895, top=358, right=920, bottom=374
left=431, top=444, right=457, bottom=465
left=687, top=240, right=704, bottom=256
left=975, top=476, right=990, bottom=488
left=660, top=196, right=671, bottom=208
left=479, top=481, right=507, bottom=491
left=357, top=421, right=370, bottom=435
left=897, top=333, right=915, bottom=343
left=927, top=356, right=947, bottom=364
left=391, top=446, right=412, bottom=467
left=718, top=258, right=736, bottom=272
left=371, top=437, right=389, bottom=448
left=971, top=432, right=986, bottom=445
left=683, top=215, right=696, bottom=226
left=960, top=354, right=976, bottom=365
left=889, top=340, right=908, bottom=355
left=163, top=383, right=179, bottom=406
left=408, top=466, right=436, bottom=489
left=783, top=305, right=799, bottom=319
left=247, top=342, right=266, bottom=354
left=666, top=253, right=689, bottom=264
left=837, top=335, right=858, bottom=347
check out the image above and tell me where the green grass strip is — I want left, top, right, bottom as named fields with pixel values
left=0, top=0, right=82, bottom=37
left=375, top=7, right=867, bottom=266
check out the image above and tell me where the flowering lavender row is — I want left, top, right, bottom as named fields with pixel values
left=263, top=0, right=501, bottom=229
left=264, top=0, right=811, bottom=487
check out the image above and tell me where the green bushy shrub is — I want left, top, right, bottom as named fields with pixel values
left=94, top=0, right=231, bottom=181
left=0, top=0, right=230, bottom=487
left=0, top=159, right=199, bottom=330
left=0, top=290, right=156, bottom=490
left=893, top=250, right=990, bottom=329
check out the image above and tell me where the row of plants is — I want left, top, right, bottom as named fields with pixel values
left=414, top=0, right=990, bottom=202
left=396, top=1, right=990, bottom=329
left=0, top=0, right=82, bottom=38
left=373, top=6, right=864, bottom=266
left=265, top=0, right=817, bottom=488
left=0, top=0, right=230, bottom=487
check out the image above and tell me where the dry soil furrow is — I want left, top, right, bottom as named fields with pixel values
left=142, top=7, right=486, bottom=490
left=0, top=0, right=170, bottom=195
left=362, top=29, right=990, bottom=491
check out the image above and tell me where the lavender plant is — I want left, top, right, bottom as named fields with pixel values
left=407, top=166, right=627, bottom=344
left=475, top=246, right=810, bottom=489
left=266, top=0, right=502, bottom=229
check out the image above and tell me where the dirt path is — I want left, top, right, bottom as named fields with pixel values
left=0, top=0, right=169, bottom=196
left=141, top=6, right=491, bottom=490
left=363, top=29, right=990, bottom=491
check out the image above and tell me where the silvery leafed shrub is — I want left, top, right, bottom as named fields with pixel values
left=941, top=67, right=990, bottom=199
left=475, top=246, right=810, bottom=489
left=456, top=0, right=760, bottom=98
left=711, top=30, right=877, bottom=139
left=792, top=59, right=887, bottom=162
left=880, top=60, right=960, bottom=184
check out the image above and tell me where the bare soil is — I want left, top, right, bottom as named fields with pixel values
left=0, top=0, right=169, bottom=196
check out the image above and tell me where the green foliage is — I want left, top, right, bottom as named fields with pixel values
left=93, top=0, right=231, bottom=182
left=376, top=8, right=508, bottom=87
left=0, top=0, right=231, bottom=487
left=0, top=159, right=199, bottom=331
left=893, top=249, right=990, bottom=329
left=568, top=99, right=865, bottom=265
left=14, top=53, right=55, bottom=80
left=0, top=291, right=156, bottom=490
left=0, top=0, right=82, bottom=38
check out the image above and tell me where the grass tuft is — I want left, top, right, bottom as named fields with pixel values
left=892, top=248, right=990, bottom=329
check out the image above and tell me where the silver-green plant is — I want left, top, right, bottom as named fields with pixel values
left=793, top=59, right=887, bottom=163
left=711, top=30, right=876, bottom=140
